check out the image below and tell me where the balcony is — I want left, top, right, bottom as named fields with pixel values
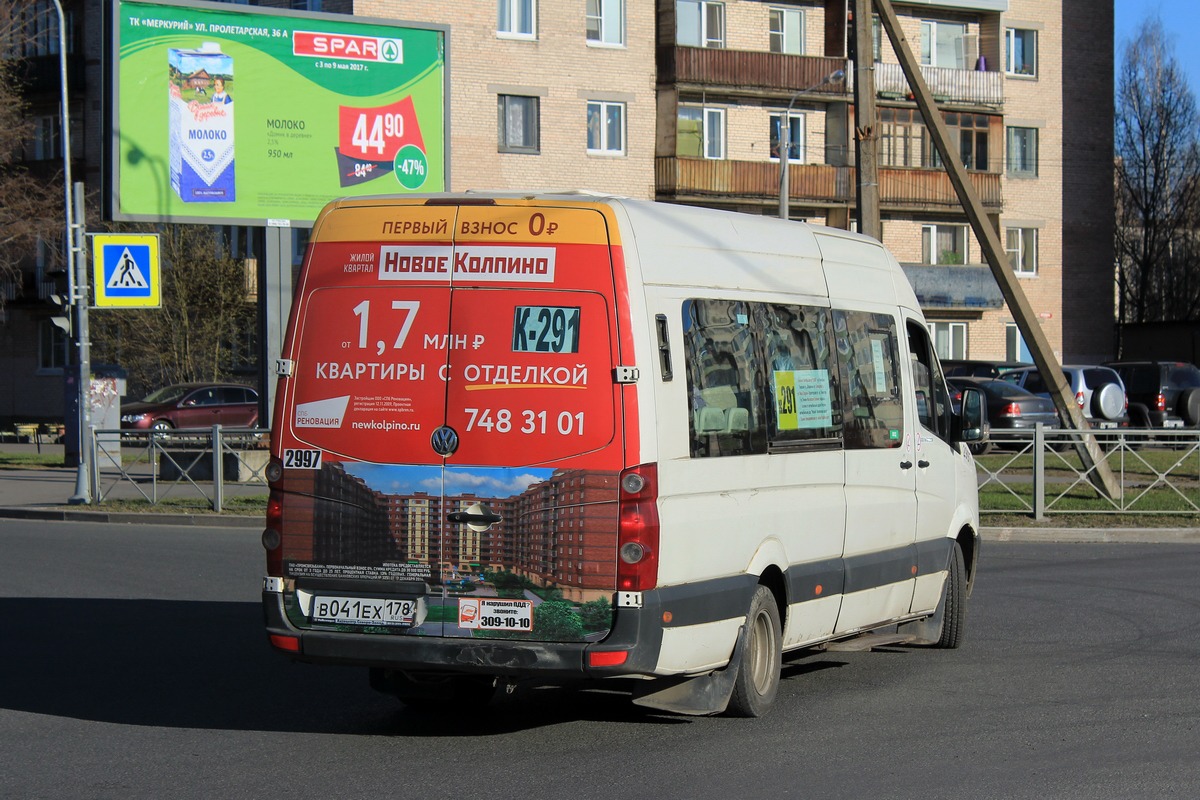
left=874, top=62, right=1003, bottom=108
left=656, top=157, right=1003, bottom=213
left=901, top=264, right=1005, bottom=310
left=662, top=46, right=851, bottom=99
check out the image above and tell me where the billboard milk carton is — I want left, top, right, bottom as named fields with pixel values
left=168, top=43, right=235, bottom=203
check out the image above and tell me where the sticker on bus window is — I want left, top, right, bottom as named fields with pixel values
left=774, top=369, right=833, bottom=430
left=871, top=338, right=888, bottom=392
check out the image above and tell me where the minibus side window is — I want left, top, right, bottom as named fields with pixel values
left=833, top=310, right=905, bottom=449
left=682, top=299, right=767, bottom=457
left=758, top=303, right=843, bottom=446
left=907, top=321, right=953, bottom=442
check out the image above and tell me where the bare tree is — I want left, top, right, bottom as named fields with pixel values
left=1115, top=18, right=1200, bottom=326
left=90, top=225, right=257, bottom=398
left=0, top=0, right=68, bottom=304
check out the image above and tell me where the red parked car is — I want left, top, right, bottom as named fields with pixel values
left=119, top=383, right=259, bottom=431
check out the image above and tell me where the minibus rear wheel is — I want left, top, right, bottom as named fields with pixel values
left=726, top=585, right=782, bottom=717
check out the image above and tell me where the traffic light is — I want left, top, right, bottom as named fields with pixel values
left=49, top=294, right=71, bottom=335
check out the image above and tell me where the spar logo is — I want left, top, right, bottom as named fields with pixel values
left=293, top=31, right=403, bottom=64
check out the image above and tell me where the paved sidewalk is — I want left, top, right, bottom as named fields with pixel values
left=0, top=443, right=264, bottom=529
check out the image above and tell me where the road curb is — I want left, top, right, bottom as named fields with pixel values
left=0, top=506, right=263, bottom=529
left=982, top=526, right=1200, bottom=544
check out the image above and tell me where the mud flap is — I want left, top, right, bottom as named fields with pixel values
left=897, top=577, right=948, bottom=646
left=631, top=624, right=747, bottom=716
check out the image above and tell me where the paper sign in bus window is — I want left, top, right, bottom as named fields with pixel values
left=870, top=338, right=888, bottom=394
left=774, top=369, right=833, bottom=430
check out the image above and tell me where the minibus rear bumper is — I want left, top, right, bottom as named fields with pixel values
left=262, top=589, right=666, bottom=679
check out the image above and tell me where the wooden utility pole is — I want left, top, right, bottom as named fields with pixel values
left=872, top=0, right=1120, bottom=499
left=852, top=0, right=881, bottom=240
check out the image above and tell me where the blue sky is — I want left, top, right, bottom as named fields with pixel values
left=1114, top=0, right=1200, bottom=94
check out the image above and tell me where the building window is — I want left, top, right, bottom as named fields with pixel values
left=769, top=7, right=804, bottom=55
left=879, top=107, right=923, bottom=168
left=1005, top=28, right=1037, bottom=77
left=25, top=115, right=60, bottom=162
left=587, top=101, right=625, bottom=155
left=953, top=113, right=990, bottom=171
left=1006, top=126, right=1038, bottom=177
left=1005, top=324, right=1031, bottom=362
left=25, top=110, right=82, bottom=161
left=676, top=0, right=724, bottom=49
left=1006, top=227, right=1037, bottom=275
left=586, top=0, right=623, bottom=45
left=678, top=106, right=725, bottom=159
left=922, top=224, right=967, bottom=265
left=879, top=108, right=989, bottom=171
left=920, top=20, right=966, bottom=69
left=17, top=1, right=75, bottom=58
left=769, top=113, right=804, bottom=162
left=926, top=322, right=967, bottom=361
left=39, top=319, right=69, bottom=372
left=498, top=0, right=535, bottom=39
left=498, top=95, right=539, bottom=154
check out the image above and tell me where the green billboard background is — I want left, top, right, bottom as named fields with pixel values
left=115, top=0, right=447, bottom=224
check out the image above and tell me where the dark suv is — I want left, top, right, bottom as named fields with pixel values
left=1103, top=361, right=1200, bottom=428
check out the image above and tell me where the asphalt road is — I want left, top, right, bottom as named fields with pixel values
left=2, top=519, right=1198, bottom=799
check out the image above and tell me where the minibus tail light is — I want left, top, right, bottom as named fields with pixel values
left=617, top=463, right=659, bottom=592
left=1156, top=393, right=1166, bottom=412
left=588, top=650, right=629, bottom=668
left=270, top=634, right=300, bottom=652
left=264, top=490, right=284, bottom=576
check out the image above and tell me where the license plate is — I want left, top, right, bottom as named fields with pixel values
left=312, top=596, right=420, bottom=626
left=457, top=598, right=534, bottom=632
left=1095, top=421, right=1118, bottom=429
left=1164, top=420, right=1184, bottom=428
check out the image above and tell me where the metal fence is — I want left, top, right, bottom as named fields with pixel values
left=89, top=426, right=268, bottom=512
left=978, top=426, right=1200, bottom=518
left=84, top=424, right=1200, bottom=520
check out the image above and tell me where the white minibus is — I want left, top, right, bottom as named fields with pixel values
left=262, top=192, right=986, bottom=716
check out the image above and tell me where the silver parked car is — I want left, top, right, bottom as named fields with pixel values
left=1000, top=365, right=1128, bottom=428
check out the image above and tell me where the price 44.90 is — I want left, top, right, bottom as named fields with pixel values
left=464, top=408, right=585, bottom=436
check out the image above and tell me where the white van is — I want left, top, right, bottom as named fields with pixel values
left=262, top=192, right=986, bottom=717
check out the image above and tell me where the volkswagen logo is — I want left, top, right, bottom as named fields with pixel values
left=430, top=425, right=459, bottom=457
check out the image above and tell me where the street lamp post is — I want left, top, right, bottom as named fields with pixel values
left=50, top=0, right=91, bottom=504
left=779, top=69, right=845, bottom=220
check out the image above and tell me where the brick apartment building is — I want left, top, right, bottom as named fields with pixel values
left=1, top=0, right=1113, bottom=428
left=285, top=461, right=619, bottom=602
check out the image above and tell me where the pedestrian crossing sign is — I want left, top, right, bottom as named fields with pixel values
left=92, top=233, right=161, bottom=308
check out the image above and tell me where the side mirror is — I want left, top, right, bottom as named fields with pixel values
left=955, top=386, right=988, bottom=444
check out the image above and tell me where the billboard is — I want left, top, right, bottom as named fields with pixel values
left=111, top=0, right=448, bottom=225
